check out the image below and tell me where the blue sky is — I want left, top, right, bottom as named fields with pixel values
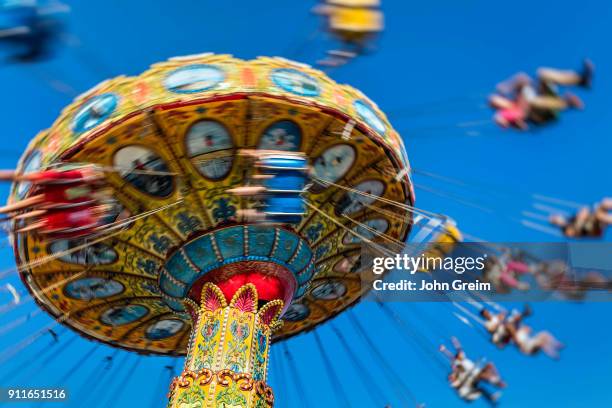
left=0, top=1, right=611, bottom=407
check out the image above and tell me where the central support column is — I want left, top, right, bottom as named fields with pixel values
left=168, top=283, right=283, bottom=408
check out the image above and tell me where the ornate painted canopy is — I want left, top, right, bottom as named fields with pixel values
left=11, top=53, right=413, bottom=354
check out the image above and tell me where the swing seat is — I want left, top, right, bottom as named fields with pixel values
left=329, top=8, right=383, bottom=35
left=259, top=154, right=308, bottom=191
left=263, top=171, right=308, bottom=192
left=256, top=153, right=309, bottom=224
left=266, top=195, right=305, bottom=213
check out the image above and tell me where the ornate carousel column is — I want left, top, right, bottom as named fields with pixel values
left=161, top=225, right=316, bottom=408
left=168, top=283, right=282, bottom=408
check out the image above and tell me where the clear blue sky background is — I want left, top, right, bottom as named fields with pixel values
left=0, top=1, right=611, bottom=407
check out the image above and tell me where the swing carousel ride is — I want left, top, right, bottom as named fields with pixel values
left=1, top=1, right=610, bottom=407
left=8, top=53, right=418, bottom=407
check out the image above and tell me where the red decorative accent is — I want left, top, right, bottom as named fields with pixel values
left=222, top=274, right=281, bottom=304
left=201, top=284, right=226, bottom=312
left=259, top=301, right=283, bottom=325
left=231, top=284, right=258, bottom=312
left=189, top=261, right=295, bottom=307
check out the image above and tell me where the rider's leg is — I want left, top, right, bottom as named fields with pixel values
left=16, top=221, right=46, bottom=233
left=537, top=67, right=583, bottom=86
left=489, top=94, right=515, bottom=110
left=499, top=270, right=522, bottom=289
left=528, top=95, right=568, bottom=111
left=596, top=198, right=612, bottom=224
left=0, top=194, right=45, bottom=214
left=507, top=260, right=530, bottom=274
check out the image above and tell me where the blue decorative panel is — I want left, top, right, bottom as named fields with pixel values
left=100, top=305, right=148, bottom=326
left=290, top=243, right=312, bottom=273
left=214, top=227, right=244, bottom=260
left=247, top=226, right=275, bottom=257
left=271, top=229, right=299, bottom=262
left=159, top=272, right=186, bottom=298
left=165, top=250, right=198, bottom=284
left=184, top=234, right=218, bottom=270
left=164, top=297, right=186, bottom=312
left=160, top=225, right=315, bottom=310
left=297, top=264, right=314, bottom=285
